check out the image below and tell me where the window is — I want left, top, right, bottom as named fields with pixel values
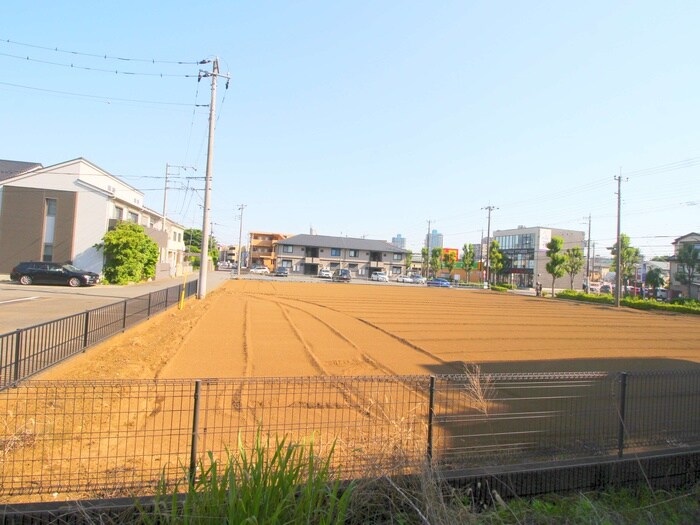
left=128, top=211, right=138, bottom=223
left=348, top=263, right=358, bottom=271
left=282, top=245, right=293, bottom=253
left=43, top=199, right=57, bottom=262
left=281, top=259, right=292, bottom=268
left=348, top=249, right=359, bottom=257
left=393, top=253, right=402, bottom=261
left=114, top=206, right=123, bottom=220
left=331, top=248, right=341, bottom=257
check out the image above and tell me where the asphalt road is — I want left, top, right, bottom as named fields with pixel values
left=0, top=270, right=232, bottom=335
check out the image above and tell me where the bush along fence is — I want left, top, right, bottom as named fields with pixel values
left=0, top=280, right=199, bottom=389
left=0, top=370, right=698, bottom=497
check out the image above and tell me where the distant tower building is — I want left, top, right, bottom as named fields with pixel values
left=425, top=229, right=444, bottom=251
left=391, top=234, right=406, bottom=249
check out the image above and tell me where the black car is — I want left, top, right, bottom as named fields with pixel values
left=10, top=262, right=101, bottom=287
left=273, top=267, right=289, bottom=277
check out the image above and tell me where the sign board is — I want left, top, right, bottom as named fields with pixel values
left=538, top=229, right=552, bottom=251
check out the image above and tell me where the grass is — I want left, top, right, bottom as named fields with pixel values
left=138, top=432, right=352, bottom=524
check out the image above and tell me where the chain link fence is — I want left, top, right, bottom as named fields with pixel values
left=1, top=370, right=698, bottom=497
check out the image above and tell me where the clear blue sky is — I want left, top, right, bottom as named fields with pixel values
left=3, top=2, right=698, bottom=257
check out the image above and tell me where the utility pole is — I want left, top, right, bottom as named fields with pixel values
left=585, top=213, right=591, bottom=291
left=425, top=220, right=432, bottom=277
left=236, top=204, right=246, bottom=278
left=197, top=57, right=230, bottom=300
left=482, top=205, right=498, bottom=286
left=614, top=170, right=626, bottom=307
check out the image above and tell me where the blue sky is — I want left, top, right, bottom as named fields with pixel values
left=2, top=2, right=698, bottom=256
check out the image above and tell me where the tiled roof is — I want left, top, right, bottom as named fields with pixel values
left=0, top=160, right=43, bottom=182
left=281, top=234, right=409, bottom=253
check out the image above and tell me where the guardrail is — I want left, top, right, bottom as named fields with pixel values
left=0, top=370, right=698, bottom=497
left=0, top=280, right=199, bottom=389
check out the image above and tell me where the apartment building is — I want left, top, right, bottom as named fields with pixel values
left=248, top=232, right=289, bottom=270
left=275, top=234, right=409, bottom=277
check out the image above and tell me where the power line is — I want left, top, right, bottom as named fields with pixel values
left=0, top=80, right=204, bottom=107
left=0, top=51, right=199, bottom=77
left=1, top=37, right=201, bottom=65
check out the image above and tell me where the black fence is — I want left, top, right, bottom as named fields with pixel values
left=0, top=370, right=699, bottom=497
left=0, top=280, right=199, bottom=389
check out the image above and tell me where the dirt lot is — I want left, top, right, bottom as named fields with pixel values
left=38, top=279, right=700, bottom=381
left=4, top=280, right=699, bottom=501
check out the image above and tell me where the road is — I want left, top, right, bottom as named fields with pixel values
left=0, top=270, right=232, bottom=335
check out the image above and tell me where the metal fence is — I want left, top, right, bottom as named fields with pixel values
left=0, top=370, right=698, bottom=497
left=0, top=280, right=199, bottom=389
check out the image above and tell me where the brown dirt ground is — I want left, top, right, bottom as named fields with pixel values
left=37, top=280, right=700, bottom=381
left=4, top=280, right=700, bottom=502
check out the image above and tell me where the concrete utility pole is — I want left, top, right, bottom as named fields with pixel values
left=425, top=220, right=432, bottom=277
left=482, top=205, right=498, bottom=286
left=197, top=57, right=230, bottom=300
left=614, top=170, right=626, bottom=307
left=585, top=213, right=592, bottom=290
left=236, top=204, right=246, bottom=278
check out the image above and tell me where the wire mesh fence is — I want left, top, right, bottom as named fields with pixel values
left=0, top=280, right=198, bottom=390
left=0, top=370, right=698, bottom=498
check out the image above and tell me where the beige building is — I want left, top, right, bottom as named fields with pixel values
left=275, top=234, right=409, bottom=277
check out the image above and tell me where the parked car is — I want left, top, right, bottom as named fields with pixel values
left=10, top=261, right=100, bottom=287
left=249, top=265, right=270, bottom=275
left=599, top=284, right=613, bottom=294
left=370, top=271, right=389, bottom=282
left=396, top=274, right=414, bottom=283
left=411, top=274, right=427, bottom=284
left=318, top=268, right=332, bottom=279
left=426, top=277, right=451, bottom=288
left=332, top=269, right=351, bottom=282
left=273, top=267, right=289, bottom=277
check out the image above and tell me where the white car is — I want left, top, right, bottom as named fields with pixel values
left=249, top=265, right=270, bottom=275
left=411, top=275, right=427, bottom=284
left=371, top=272, right=389, bottom=282
left=396, top=274, right=414, bottom=283
left=318, top=268, right=332, bottom=279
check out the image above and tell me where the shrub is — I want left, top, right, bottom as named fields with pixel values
left=556, top=290, right=700, bottom=315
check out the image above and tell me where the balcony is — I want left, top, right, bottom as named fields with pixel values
left=305, top=257, right=320, bottom=264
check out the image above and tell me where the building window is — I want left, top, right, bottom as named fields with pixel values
left=330, top=262, right=340, bottom=269
left=43, top=199, right=57, bottom=262
left=128, top=211, right=138, bottom=223
left=393, top=253, right=402, bottom=261
left=282, top=245, right=293, bottom=253
left=348, top=249, right=359, bottom=257
left=349, top=263, right=358, bottom=271
left=114, top=206, right=123, bottom=220
left=331, top=248, right=341, bottom=257
left=281, top=259, right=292, bottom=268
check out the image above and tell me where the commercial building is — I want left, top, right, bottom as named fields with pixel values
left=391, top=234, right=407, bottom=249
left=275, top=234, right=409, bottom=277
left=426, top=229, right=443, bottom=251
left=0, top=158, right=187, bottom=277
left=491, top=226, right=585, bottom=289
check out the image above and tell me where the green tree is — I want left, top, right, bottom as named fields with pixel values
left=675, top=243, right=700, bottom=298
left=404, top=251, right=413, bottom=274
left=488, top=240, right=503, bottom=284
left=545, top=236, right=566, bottom=296
left=610, top=233, right=641, bottom=291
left=430, top=247, right=443, bottom=277
left=420, top=247, right=429, bottom=277
left=443, top=250, right=457, bottom=276
left=563, top=246, right=584, bottom=290
left=461, top=243, right=475, bottom=283
left=645, top=266, right=665, bottom=297
left=184, top=228, right=218, bottom=268
left=100, top=222, right=159, bottom=285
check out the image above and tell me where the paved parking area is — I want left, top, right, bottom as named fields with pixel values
left=0, top=270, right=231, bottom=334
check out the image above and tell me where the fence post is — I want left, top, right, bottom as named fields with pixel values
left=82, top=311, right=90, bottom=350
left=617, top=372, right=628, bottom=458
left=427, top=375, right=436, bottom=463
left=189, top=380, right=202, bottom=484
left=12, top=329, right=22, bottom=384
left=147, top=293, right=152, bottom=319
left=165, top=286, right=169, bottom=307
left=122, top=300, right=128, bottom=331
